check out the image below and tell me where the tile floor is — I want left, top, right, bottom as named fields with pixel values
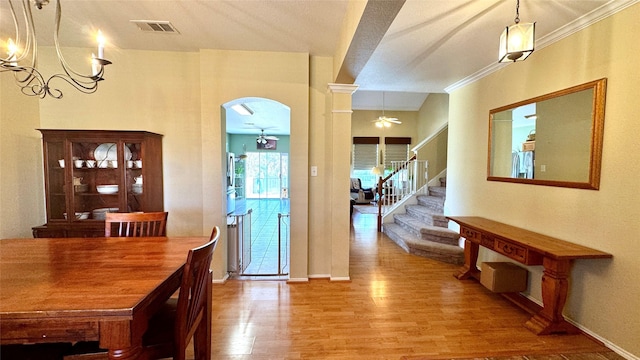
left=240, top=198, right=290, bottom=275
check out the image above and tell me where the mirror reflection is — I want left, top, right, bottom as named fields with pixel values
left=488, top=78, right=607, bottom=189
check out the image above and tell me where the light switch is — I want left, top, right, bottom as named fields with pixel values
left=311, top=166, right=318, bottom=177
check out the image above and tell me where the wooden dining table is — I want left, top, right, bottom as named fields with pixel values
left=0, top=236, right=210, bottom=360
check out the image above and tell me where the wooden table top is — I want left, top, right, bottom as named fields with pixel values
left=0, top=236, right=208, bottom=321
left=447, top=216, right=612, bottom=260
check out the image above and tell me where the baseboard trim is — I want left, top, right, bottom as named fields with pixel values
left=213, top=272, right=229, bottom=284
left=309, top=274, right=331, bottom=279
left=519, top=289, right=636, bottom=359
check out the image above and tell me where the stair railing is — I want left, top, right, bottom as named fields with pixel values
left=375, top=155, right=428, bottom=232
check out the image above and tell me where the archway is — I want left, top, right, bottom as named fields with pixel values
left=223, top=97, right=291, bottom=277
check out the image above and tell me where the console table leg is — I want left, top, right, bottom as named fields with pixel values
left=525, top=258, right=579, bottom=334
left=455, top=239, right=479, bottom=280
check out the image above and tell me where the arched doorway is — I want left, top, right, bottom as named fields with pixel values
left=224, top=97, right=291, bottom=277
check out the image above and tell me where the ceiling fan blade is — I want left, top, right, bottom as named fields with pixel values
left=388, top=119, right=401, bottom=124
left=265, top=135, right=279, bottom=140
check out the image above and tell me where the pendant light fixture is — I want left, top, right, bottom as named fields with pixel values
left=0, top=0, right=112, bottom=99
left=498, top=0, right=535, bottom=63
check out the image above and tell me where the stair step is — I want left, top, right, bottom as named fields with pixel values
left=383, top=223, right=464, bottom=265
left=428, top=186, right=446, bottom=198
left=415, top=195, right=444, bottom=212
left=392, top=214, right=459, bottom=246
left=420, top=225, right=460, bottom=246
left=404, top=205, right=442, bottom=225
left=404, top=205, right=448, bottom=228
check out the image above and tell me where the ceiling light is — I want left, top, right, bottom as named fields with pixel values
left=499, top=0, right=535, bottom=63
left=231, top=103, right=254, bottom=116
left=372, top=92, right=401, bottom=128
left=0, top=0, right=112, bottom=99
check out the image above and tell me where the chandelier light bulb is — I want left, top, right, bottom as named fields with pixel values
left=7, top=39, right=17, bottom=56
left=6, top=39, right=18, bottom=66
left=96, top=30, right=105, bottom=59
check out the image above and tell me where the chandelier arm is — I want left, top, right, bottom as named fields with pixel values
left=14, top=66, right=48, bottom=98
left=47, top=73, right=100, bottom=97
left=0, top=1, right=20, bottom=64
left=52, top=0, right=94, bottom=81
left=1, top=1, right=28, bottom=64
left=2, top=1, right=39, bottom=86
left=15, top=0, right=37, bottom=65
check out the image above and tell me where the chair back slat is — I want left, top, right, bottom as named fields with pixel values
left=105, top=212, right=168, bottom=237
left=174, top=226, right=219, bottom=359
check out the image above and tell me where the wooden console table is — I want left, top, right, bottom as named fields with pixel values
left=447, top=216, right=612, bottom=335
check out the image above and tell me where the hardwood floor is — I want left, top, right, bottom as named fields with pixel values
left=209, top=212, right=615, bottom=359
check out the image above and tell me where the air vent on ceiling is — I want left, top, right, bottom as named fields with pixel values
left=130, top=20, right=179, bottom=34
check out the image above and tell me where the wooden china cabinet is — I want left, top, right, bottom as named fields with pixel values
left=32, top=129, right=164, bottom=238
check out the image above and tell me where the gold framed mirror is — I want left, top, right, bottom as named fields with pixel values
left=487, top=78, right=607, bottom=189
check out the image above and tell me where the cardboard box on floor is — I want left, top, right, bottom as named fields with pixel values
left=480, top=262, right=528, bottom=293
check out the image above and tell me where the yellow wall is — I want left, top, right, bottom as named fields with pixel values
left=309, top=56, right=335, bottom=276
left=352, top=109, right=418, bottom=167
left=415, top=93, right=449, bottom=182
left=198, top=49, right=311, bottom=281
left=37, top=48, right=204, bottom=237
left=0, top=74, right=43, bottom=239
left=447, top=4, right=640, bottom=357
left=417, top=93, right=449, bottom=140
left=0, top=48, right=343, bottom=282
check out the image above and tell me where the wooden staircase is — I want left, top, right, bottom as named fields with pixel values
left=382, top=181, right=464, bottom=265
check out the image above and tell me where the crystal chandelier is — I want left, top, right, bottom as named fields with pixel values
left=498, top=0, right=535, bottom=63
left=0, top=0, right=112, bottom=99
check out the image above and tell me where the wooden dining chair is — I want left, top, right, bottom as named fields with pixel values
left=64, top=226, right=219, bottom=360
left=104, top=211, right=168, bottom=237
left=142, top=226, right=219, bottom=360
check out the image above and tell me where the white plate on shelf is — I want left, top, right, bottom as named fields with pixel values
left=94, top=143, right=132, bottom=168
left=96, top=185, right=119, bottom=194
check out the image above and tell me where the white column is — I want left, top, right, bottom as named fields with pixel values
left=327, top=83, right=358, bottom=281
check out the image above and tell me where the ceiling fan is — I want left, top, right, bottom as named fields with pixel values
left=256, top=129, right=279, bottom=144
left=372, top=92, right=402, bottom=128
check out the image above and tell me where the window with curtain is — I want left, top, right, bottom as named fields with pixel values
left=352, top=137, right=380, bottom=170
left=352, top=137, right=379, bottom=188
left=384, top=137, right=411, bottom=168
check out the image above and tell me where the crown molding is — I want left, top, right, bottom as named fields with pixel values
left=445, top=0, right=639, bottom=93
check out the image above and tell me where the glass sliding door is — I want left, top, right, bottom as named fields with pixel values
left=245, top=152, right=288, bottom=199
left=241, top=151, right=290, bottom=276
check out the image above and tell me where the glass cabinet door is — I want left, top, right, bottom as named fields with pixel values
left=45, top=141, right=66, bottom=221
left=125, top=141, right=143, bottom=212
left=69, top=141, right=123, bottom=221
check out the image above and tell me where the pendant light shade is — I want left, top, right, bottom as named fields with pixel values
left=499, top=22, right=535, bottom=62
left=498, top=0, right=535, bottom=63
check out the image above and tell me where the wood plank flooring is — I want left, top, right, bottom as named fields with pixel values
left=209, top=212, right=615, bottom=359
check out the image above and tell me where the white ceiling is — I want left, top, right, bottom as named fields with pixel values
left=2, top=0, right=636, bottom=136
